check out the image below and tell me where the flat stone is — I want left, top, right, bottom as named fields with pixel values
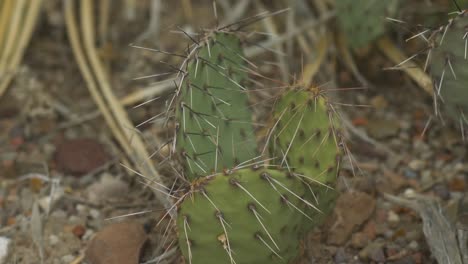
left=85, top=221, right=148, bottom=264
left=366, top=118, right=400, bottom=139
left=55, top=138, right=109, bottom=176
left=87, top=174, right=129, bottom=204
left=328, top=192, right=376, bottom=245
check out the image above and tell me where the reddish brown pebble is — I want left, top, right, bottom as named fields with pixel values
left=362, top=220, right=377, bottom=240
left=0, top=159, right=16, bottom=178
left=55, top=138, right=109, bottom=176
left=449, top=177, right=466, bottom=192
left=10, top=136, right=24, bottom=147
left=375, top=209, right=387, bottom=224
left=85, top=221, right=148, bottom=264
left=352, top=117, right=368, bottom=126
left=72, top=225, right=86, bottom=239
left=412, top=252, right=423, bottom=264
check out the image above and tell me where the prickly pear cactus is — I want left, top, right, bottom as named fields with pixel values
left=428, top=10, right=468, bottom=125
left=175, top=32, right=258, bottom=180
left=171, top=31, right=343, bottom=264
left=336, top=0, right=399, bottom=48
left=177, top=167, right=318, bottom=264
left=268, top=87, right=343, bottom=229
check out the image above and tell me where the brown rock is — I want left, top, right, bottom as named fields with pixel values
left=0, top=95, right=19, bottom=119
left=350, top=232, right=368, bottom=249
left=449, top=177, right=466, bottom=192
left=366, top=118, right=400, bottom=139
left=85, top=221, right=148, bottom=264
left=0, top=158, right=16, bottom=178
left=55, top=138, right=109, bottom=176
left=359, top=242, right=385, bottom=262
left=412, top=252, right=423, bottom=264
left=72, top=225, right=86, bottom=239
left=327, top=192, right=376, bottom=245
left=383, top=169, right=408, bottom=192
left=362, top=220, right=377, bottom=240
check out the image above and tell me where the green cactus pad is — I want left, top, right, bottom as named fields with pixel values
left=336, top=0, right=399, bottom=48
left=269, top=87, right=342, bottom=186
left=429, top=11, right=468, bottom=125
left=176, top=167, right=332, bottom=264
left=175, top=32, right=257, bottom=180
left=268, top=87, right=342, bottom=229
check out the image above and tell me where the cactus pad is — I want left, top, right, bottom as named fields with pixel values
left=176, top=167, right=333, bottom=264
left=336, top=0, right=399, bottom=48
left=175, top=32, right=257, bottom=180
left=269, top=87, right=342, bottom=187
left=268, top=87, right=342, bottom=229
left=428, top=11, right=468, bottom=125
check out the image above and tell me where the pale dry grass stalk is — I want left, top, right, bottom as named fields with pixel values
left=64, top=0, right=174, bottom=213
left=0, top=0, right=42, bottom=98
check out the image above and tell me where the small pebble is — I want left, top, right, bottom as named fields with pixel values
left=403, top=169, right=418, bottom=179
left=51, top=210, right=67, bottom=219
left=408, top=240, right=419, bottom=250
left=388, top=211, right=400, bottom=223
left=399, top=120, right=411, bottom=130
left=89, top=209, right=100, bottom=219
left=409, top=158, right=426, bottom=169
left=68, top=215, right=82, bottom=224
left=432, top=184, right=451, bottom=200
left=83, top=229, right=94, bottom=241
left=76, top=204, right=87, bottom=214
left=420, top=170, right=432, bottom=186
left=334, top=247, right=349, bottom=264
left=49, top=235, right=59, bottom=246
left=61, top=255, right=75, bottom=263
left=384, top=229, right=395, bottom=239
left=405, top=229, right=423, bottom=241
left=404, top=188, right=416, bottom=198
left=72, top=225, right=86, bottom=239
left=412, top=252, right=423, bottom=264
left=359, top=242, right=385, bottom=262
left=350, top=232, right=368, bottom=249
